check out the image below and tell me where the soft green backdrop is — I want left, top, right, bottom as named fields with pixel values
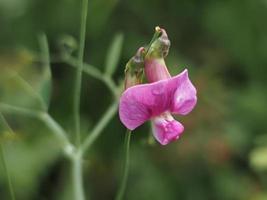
left=0, top=0, right=267, bottom=199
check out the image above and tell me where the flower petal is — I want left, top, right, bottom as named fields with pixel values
left=171, top=70, right=197, bottom=115
left=119, top=69, right=189, bottom=130
left=152, top=113, right=184, bottom=145
left=145, top=58, right=171, bottom=82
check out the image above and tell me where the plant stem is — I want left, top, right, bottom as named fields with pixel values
left=63, top=56, right=118, bottom=97
left=71, top=0, right=88, bottom=199
left=12, top=73, right=47, bottom=111
left=115, top=129, right=131, bottom=200
left=0, top=113, right=15, bottom=134
left=64, top=56, right=103, bottom=80
left=102, top=76, right=118, bottom=96
left=73, top=0, right=88, bottom=146
left=38, top=33, right=52, bottom=112
left=81, top=101, right=118, bottom=154
left=0, top=103, right=41, bottom=118
left=72, top=151, right=85, bottom=200
left=0, top=144, right=16, bottom=200
left=0, top=103, right=73, bottom=157
left=40, top=113, right=74, bottom=156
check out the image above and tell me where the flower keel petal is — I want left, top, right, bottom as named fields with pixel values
left=152, top=113, right=184, bottom=145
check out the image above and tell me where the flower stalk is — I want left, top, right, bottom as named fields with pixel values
left=73, top=0, right=88, bottom=147
left=72, top=151, right=84, bottom=200
left=72, top=0, right=88, bottom=198
left=115, top=129, right=131, bottom=200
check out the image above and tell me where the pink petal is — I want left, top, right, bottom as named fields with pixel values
left=152, top=112, right=184, bottom=145
left=119, top=69, right=190, bottom=130
left=144, top=58, right=171, bottom=82
left=171, top=70, right=197, bottom=115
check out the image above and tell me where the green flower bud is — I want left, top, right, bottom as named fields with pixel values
left=124, top=47, right=145, bottom=89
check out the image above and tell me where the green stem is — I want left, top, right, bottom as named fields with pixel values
left=71, top=0, right=88, bottom=199
left=73, top=0, right=88, bottom=146
left=102, top=76, right=119, bottom=97
left=40, top=113, right=74, bottom=156
left=115, top=129, right=131, bottom=200
left=0, top=103, right=41, bottom=118
left=0, top=113, right=15, bottom=134
left=64, top=56, right=103, bottom=80
left=0, top=103, right=73, bottom=157
left=12, top=73, right=47, bottom=111
left=72, top=152, right=85, bottom=200
left=38, top=33, right=52, bottom=112
left=63, top=56, right=118, bottom=97
left=0, top=144, right=16, bottom=200
left=81, top=101, right=118, bottom=153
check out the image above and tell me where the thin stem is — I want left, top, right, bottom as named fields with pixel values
left=11, top=73, right=47, bottom=111
left=64, top=56, right=103, bottom=80
left=0, top=144, right=16, bottom=200
left=115, top=129, right=132, bottom=200
left=0, top=103, right=74, bottom=157
left=73, top=0, right=88, bottom=146
left=63, top=56, right=118, bottom=97
left=40, top=113, right=74, bottom=156
left=0, top=112, right=15, bottom=134
left=0, top=103, right=41, bottom=118
left=81, top=101, right=118, bottom=154
left=102, top=76, right=119, bottom=96
left=38, top=33, right=52, bottom=112
left=72, top=152, right=85, bottom=200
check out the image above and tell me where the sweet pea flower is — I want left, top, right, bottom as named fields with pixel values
left=119, top=27, right=197, bottom=145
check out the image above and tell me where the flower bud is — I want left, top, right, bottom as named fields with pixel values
left=124, top=47, right=145, bottom=89
left=147, top=27, right=170, bottom=58
left=58, top=34, right=78, bottom=55
left=145, top=27, right=171, bottom=83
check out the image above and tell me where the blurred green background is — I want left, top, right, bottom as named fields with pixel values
left=1, top=0, right=267, bottom=199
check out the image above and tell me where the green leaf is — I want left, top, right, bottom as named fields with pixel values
left=105, top=33, right=124, bottom=76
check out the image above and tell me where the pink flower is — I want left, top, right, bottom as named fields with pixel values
left=119, top=69, right=197, bottom=145
left=119, top=27, right=197, bottom=145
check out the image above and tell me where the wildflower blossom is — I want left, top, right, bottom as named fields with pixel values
left=119, top=27, right=197, bottom=145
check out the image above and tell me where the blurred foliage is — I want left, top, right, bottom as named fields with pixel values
left=250, top=147, right=267, bottom=171
left=0, top=46, right=51, bottom=111
left=105, top=33, right=124, bottom=76
left=0, top=0, right=267, bottom=199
